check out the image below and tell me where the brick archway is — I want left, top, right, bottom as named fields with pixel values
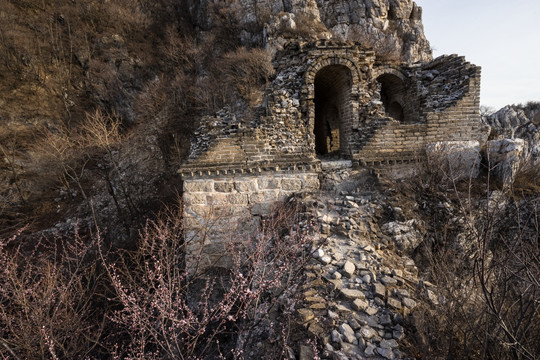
left=304, top=56, right=362, bottom=158
left=313, top=65, right=351, bottom=156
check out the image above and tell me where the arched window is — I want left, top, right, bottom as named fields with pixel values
left=377, top=73, right=407, bottom=122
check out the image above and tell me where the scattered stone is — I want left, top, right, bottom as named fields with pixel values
left=393, top=288, right=410, bottom=298
left=381, top=220, right=424, bottom=254
left=380, top=339, right=399, bottom=349
left=299, top=345, right=315, bottom=360
left=392, top=269, right=403, bottom=277
left=340, top=288, right=366, bottom=300
left=298, top=308, right=315, bottom=322
left=393, top=325, right=404, bottom=340
left=343, top=261, right=356, bottom=277
left=331, top=329, right=342, bottom=343
left=339, top=323, right=357, bottom=344
left=333, top=351, right=349, bottom=360
left=381, top=275, right=398, bottom=287
left=305, top=296, right=323, bottom=303
left=308, top=322, right=326, bottom=337
left=377, top=347, right=396, bottom=359
left=309, top=303, right=327, bottom=310
left=335, top=304, right=352, bottom=313
left=328, top=310, right=339, bottom=320
left=373, top=283, right=386, bottom=299
left=365, top=306, right=378, bottom=316
left=348, top=317, right=362, bottom=330
left=323, top=343, right=335, bottom=356
left=313, top=248, right=325, bottom=258
left=341, top=343, right=364, bottom=357
left=379, top=313, right=392, bottom=326
left=402, top=297, right=417, bottom=308
left=352, top=298, right=369, bottom=312
left=356, top=260, right=369, bottom=270
left=320, top=255, right=332, bottom=264
left=360, top=326, right=377, bottom=340
left=364, top=343, right=376, bottom=356
left=364, top=245, right=376, bottom=252
left=387, top=297, right=402, bottom=310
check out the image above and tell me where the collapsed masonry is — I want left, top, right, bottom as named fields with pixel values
left=179, top=40, right=482, bottom=271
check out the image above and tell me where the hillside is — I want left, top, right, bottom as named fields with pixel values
left=0, top=1, right=539, bottom=359
left=1, top=0, right=433, bottom=237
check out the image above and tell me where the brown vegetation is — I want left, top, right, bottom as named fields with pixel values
left=0, top=0, right=274, bottom=238
left=387, top=163, right=540, bottom=360
left=0, top=199, right=316, bottom=359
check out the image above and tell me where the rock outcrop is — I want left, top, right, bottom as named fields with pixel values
left=190, top=0, right=432, bottom=63
left=483, top=104, right=540, bottom=164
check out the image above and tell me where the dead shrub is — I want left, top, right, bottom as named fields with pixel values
left=0, top=230, right=106, bottom=359
left=404, top=180, right=540, bottom=360
left=286, top=12, right=328, bottom=39
left=512, top=161, right=540, bottom=195
left=222, top=47, right=274, bottom=105
left=349, top=27, right=401, bottom=62
left=160, top=27, right=200, bottom=73
left=29, top=125, right=88, bottom=203
left=104, top=199, right=315, bottom=359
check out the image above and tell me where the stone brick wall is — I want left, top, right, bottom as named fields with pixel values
left=353, top=55, right=482, bottom=165
left=180, top=40, right=482, bottom=271
left=182, top=172, right=319, bottom=272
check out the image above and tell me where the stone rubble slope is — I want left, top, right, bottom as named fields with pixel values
left=295, top=167, right=437, bottom=359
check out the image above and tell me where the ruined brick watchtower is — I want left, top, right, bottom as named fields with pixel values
left=180, top=40, right=482, bottom=271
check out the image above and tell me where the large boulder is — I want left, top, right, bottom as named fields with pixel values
left=381, top=219, right=424, bottom=254
left=487, top=139, right=525, bottom=187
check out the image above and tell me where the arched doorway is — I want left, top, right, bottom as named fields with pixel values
left=314, top=65, right=352, bottom=157
left=377, top=73, right=406, bottom=122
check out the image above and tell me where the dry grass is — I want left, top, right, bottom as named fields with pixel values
left=512, top=161, right=540, bottom=195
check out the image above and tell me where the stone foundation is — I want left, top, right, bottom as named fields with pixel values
left=183, top=172, right=319, bottom=272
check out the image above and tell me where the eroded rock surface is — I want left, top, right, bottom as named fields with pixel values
left=483, top=104, right=540, bottom=166
left=190, top=0, right=432, bottom=63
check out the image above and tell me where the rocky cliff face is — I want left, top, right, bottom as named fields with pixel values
left=190, top=0, right=432, bottom=63
left=483, top=103, right=540, bottom=164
